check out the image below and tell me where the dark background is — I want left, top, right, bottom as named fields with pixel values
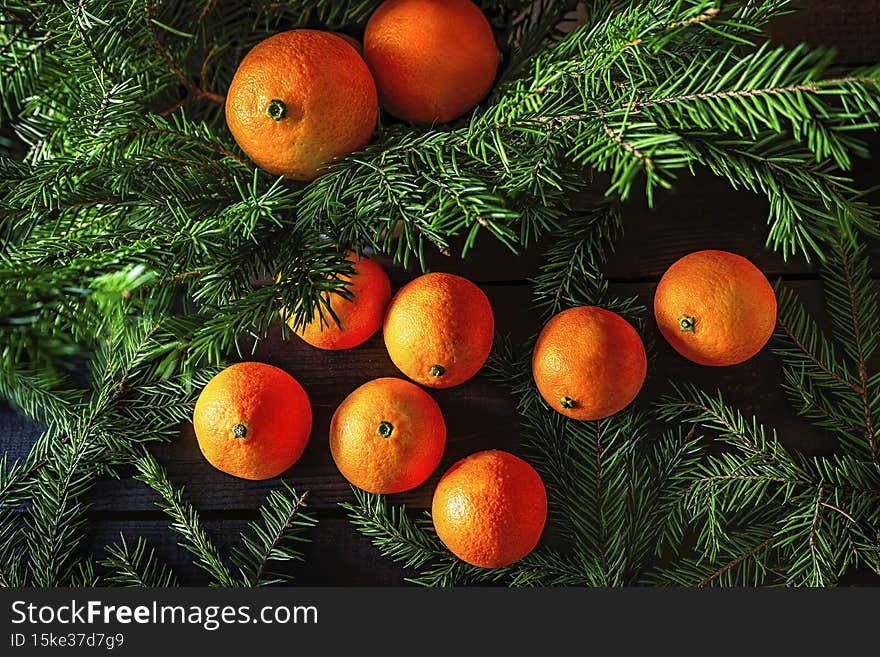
left=2, top=0, right=880, bottom=585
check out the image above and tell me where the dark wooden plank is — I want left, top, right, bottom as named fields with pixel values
left=0, top=404, right=41, bottom=460
left=85, top=279, right=838, bottom=512
left=410, top=153, right=880, bottom=284
left=767, top=0, right=880, bottom=63
left=86, top=516, right=409, bottom=586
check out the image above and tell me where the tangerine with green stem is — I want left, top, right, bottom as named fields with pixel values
left=532, top=306, right=647, bottom=421
left=653, top=250, right=777, bottom=366
left=193, top=362, right=312, bottom=480
left=383, top=272, right=494, bottom=388
left=330, top=377, right=446, bottom=494
left=225, top=29, right=378, bottom=180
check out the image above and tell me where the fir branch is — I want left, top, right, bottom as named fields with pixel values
left=469, top=2, right=880, bottom=258
left=494, top=0, right=581, bottom=87
left=0, top=454, right=44, bottom=508
left=24, top=423, right=107, bottom=586
left=772, top=238, right=880, bottom=461
left=775, top=297, right=861, bottom=394
left=70, top=558, right=102, bottom=587
left=657, top=382, right=880, bottom=585
left=144, top=0, right=224, bottom=107
left=692, top=534, right=778, bottom=587
left=133, top=451, right=237, bottom=587
left=100, top=535, right=179, bottom=587
left=230, top=485, right=317, bottom=586
left=16, top=315, right=200, bottom=586
left=648, top=519, right=784, bottom=586
left=826, top=240, right=879, bottom=462
left=504, top=548, right=597, bottom=587
left=530, top=199, right=626, bottom=318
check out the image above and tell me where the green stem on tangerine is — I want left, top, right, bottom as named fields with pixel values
left=560, top=396, right=575, bottom=409
left=232, top=423, right=248, bottom=439
left=430, top=365, right=446, bottom=377
left=266, top=99, right=286, bottom=121
left=679, top=315, right=696, bottom=332
left=377, top=421, right=394, bottom=438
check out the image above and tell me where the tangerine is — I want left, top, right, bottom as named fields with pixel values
left=383, top=272, right=494, bottom=388
left=225, top=30, right=378, bottom=180
left=654, top=250, right=777, bottom=366
left=330, top=377, right=446, bottom=494
left=432, top=450, right=547, bottom=569
left=532, top=306, right=647, bottom=420
left=193, top=362, right=312, bottom=480
left=363, top=0, right=499, bottom=123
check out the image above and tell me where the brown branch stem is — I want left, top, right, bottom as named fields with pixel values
left=598, top=111, right=653, bottom=170
left=697, top=536, right=776, bottom=587
left=819, top=501, right=855, bottom=524
left=145, top=0, right=225, bottom=111
left=776, top=315, right=863, bottom=394
left=253, top=491, right=310, bottom=585
left=836, top=243, right=879, bottom=463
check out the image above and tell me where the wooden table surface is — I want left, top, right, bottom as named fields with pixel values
left=3, top=1, right=880, bottom=586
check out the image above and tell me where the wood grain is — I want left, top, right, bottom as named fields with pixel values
left=767, top=0, right=880, bottom=63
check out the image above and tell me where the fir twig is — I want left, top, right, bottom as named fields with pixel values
left=230, top=485, right=317, bottom=586
left=133, top=451, right=237, bottom=587
left=144, top=0, right=224, bottom=107
left=100, top=535, right=179, bottom=587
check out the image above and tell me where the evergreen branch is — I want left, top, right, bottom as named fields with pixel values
left=71, top=559, right=101, bottom=587
left=504, top=548, right=598, bottom=587
left=99, top=535, right=179, bottom=587
left=341, top=488, right=499, bottom=587
left=773, top=239, right=879, bottom=460
left=530, top=199, right=625, bottom=318
left=0, top=455, right=45, bottom=508
left=594, top=417, right=609, bottom=583
left=696, top=536, right=777, bottom=588
left=24, top=423, right=107, bottom=586
left=828, top=240, right=879, bottom=462
left=0, top=368, right=83, bottom=426
left=133, top=451, right=237, bottom=587
left=470, top=7, right=880, bottom=257
left=638, top=75, right=880, bottom=112
left=144, top=0, right=224, bottom=106
left=808, top=486, right=824, bottom=554
left=657, top=383, right=774, bottom=458
left=230, top=485, right=317, bottom=586
left=775, top=311, right=861, bottom=394
left=69, top=0, right=117, bottom=85
left=16, top=314, right=202, bottom=586
left=658, top=381, right=880, bottom=585
left=495, top=0, right=581, bottom=87
left=107, top=125, right=247, bottom=167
